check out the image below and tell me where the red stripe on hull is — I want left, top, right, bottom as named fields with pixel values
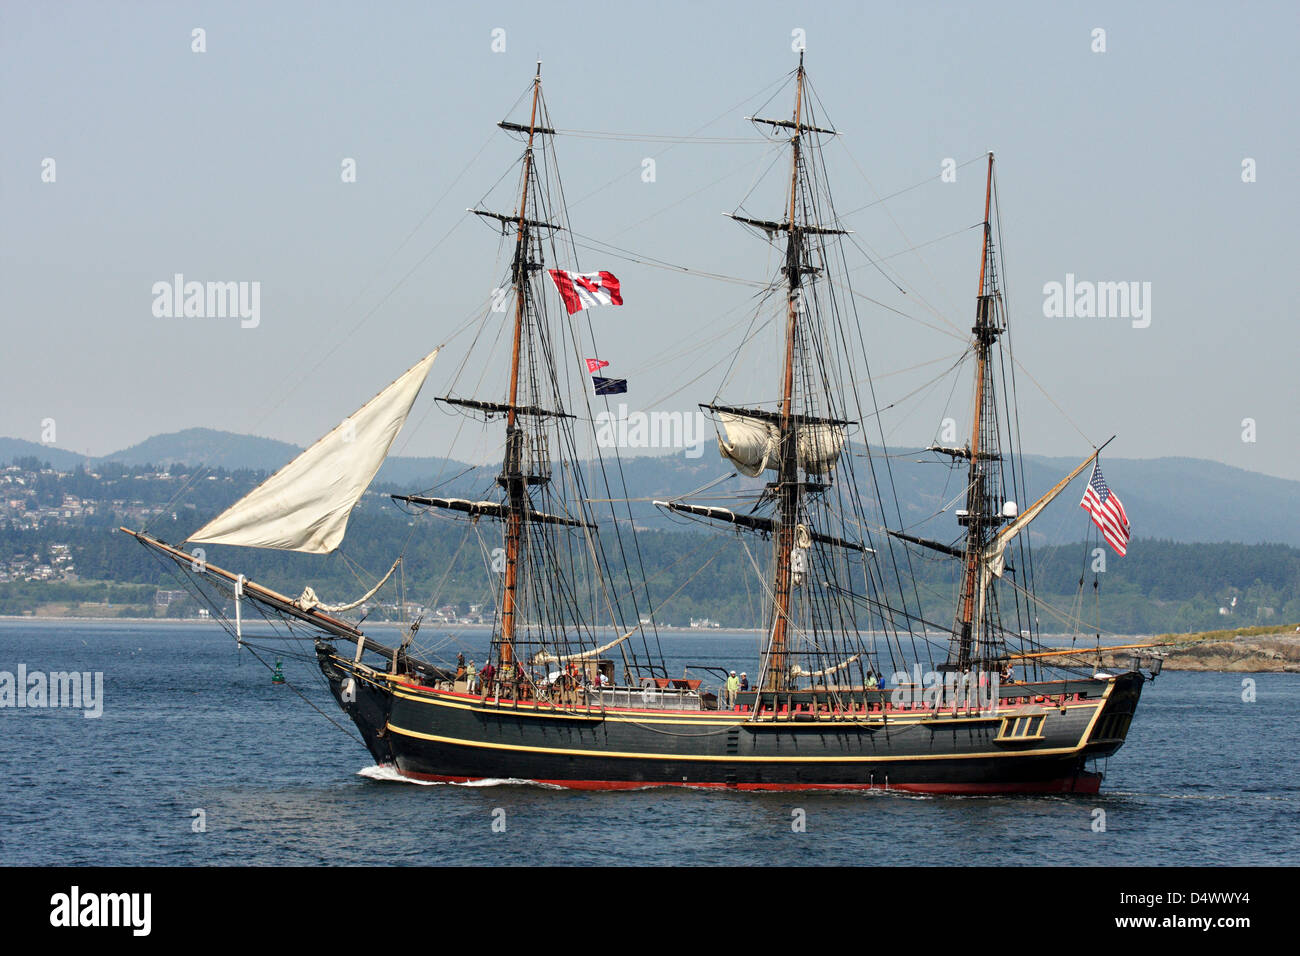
left=389, top=769, right=1102, bottom=795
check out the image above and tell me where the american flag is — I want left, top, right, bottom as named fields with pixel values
left=1080, top=462, right=1130, bottom=555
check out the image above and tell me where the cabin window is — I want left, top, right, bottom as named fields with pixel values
left=1093, top=712, right=1133, bottom=740
left=998, top=713, right=1046, bottom=741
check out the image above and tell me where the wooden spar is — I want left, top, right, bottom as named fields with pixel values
left=780, top=55, right=805, bottom=423
left=976, top=153, right=994, bottom=300
left=983, top=436, right=1115, bottom=576
left=117, top=526, right=364, bottom=641
left=500, top=61, right=543, bottom=667
left=1009, top=641, right=1173, bottom=661
left=954, top=152, right=996, bottom=668
left=766, top=52, right=806, bottom=694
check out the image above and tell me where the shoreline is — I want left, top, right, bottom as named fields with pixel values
left=0, top=615, right=765, bottom=634
left=1100, top=624, right=1300, bottom=673
left=5, top=616, right=1299, bottom=672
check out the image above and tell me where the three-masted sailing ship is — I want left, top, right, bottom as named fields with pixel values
left=124, top=57, right=1159, bottom=793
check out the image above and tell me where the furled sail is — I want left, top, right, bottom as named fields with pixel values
left=187, top=349, right=439, bottom=554
left=798, top=423, right=846, bottom=474
left=717, top=412, right=777, bottom=476
left=716, top=412, right=845, bottom=476
left=790, top=653, right=861, bottom=679
left=530, top=624, right=640, bottom=664
left=296, top=557, right=401, bottom=612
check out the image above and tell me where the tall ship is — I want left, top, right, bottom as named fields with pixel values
left=124, top=57, right=1160, bottom=793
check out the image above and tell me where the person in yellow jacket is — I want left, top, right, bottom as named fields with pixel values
left=725, top=671, right=740, bottom=707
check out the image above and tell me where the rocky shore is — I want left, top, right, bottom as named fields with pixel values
left=1099, top=625, right=1300, bottom=673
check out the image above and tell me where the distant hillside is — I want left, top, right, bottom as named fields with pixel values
left=389, top=448, right=1300, bottom=548
left=0, top=438, right=90, bottom=471
left=375, top=455, right=480, bottom=488
left=94, top=428, right=302, bottom=472
left=859, top=449, right=1300, bottom=550
left=3, top=452, right=1297, bottom=632
left=6, top=431, right=1300, bottom=547
left=76, top=428, right=467, bottom=484
left=388, top=448, right=1297, bottom=551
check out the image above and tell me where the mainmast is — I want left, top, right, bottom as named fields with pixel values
left=951, top=152, right=1001, bottom=671
left=766, top=53, right=808, bottom=693
left=498, top=62, right=544, bottom=667
left=658, top=54, right=855, bottom=692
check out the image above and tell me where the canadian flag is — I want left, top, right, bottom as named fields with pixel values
left=548, top=270, right=622, bottom=315
left=586, top=358, right=610, bottom=373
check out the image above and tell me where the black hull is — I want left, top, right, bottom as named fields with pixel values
left=384, top=737, right=1103, bottom=793
left=317, top=645, right=1144, bottom=794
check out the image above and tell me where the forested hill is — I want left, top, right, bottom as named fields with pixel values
left=3, top=491, right=1296, bottom=634
left=4, top=431, right=1297, bottom=546
left=3, top=445, right=1298, bottom=634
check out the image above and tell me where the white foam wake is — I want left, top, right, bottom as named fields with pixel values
left=356, top=764, right=441, bottom=785
left=354, top=764, right=560, bottom=788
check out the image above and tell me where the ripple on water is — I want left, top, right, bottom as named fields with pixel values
left=2, top=623, right=1297, bottom=865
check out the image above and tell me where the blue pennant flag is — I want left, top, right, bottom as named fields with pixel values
left=592, top=376, right=628, bottom=396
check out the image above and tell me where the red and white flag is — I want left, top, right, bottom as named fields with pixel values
left=1080, top=462, right=1131, bottom=556
left=548, top=270, right=622, bottom=315
left=586, top=358, right=610, bottom=373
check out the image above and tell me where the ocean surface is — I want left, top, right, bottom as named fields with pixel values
left=1, top=619, right=1296, bottom=866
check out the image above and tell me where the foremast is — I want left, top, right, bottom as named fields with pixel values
left=400, top=62, right=569, bottom=672
left=396, top=63, right=669, bottom=684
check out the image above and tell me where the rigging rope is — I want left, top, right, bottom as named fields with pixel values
left=297, top=557, right=401, bottom=613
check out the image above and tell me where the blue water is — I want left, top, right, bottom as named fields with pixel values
left=1, top=619, right=1296, bottom=866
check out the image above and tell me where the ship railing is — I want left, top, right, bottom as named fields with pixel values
left=588, top=686, right=703, bottom=712
left=473, top=679, right=611, bottom=718
left=731, top=688, right=1046, bottom=721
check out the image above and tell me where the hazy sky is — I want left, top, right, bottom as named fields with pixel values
left=3, top=1, right=1297, bottom=480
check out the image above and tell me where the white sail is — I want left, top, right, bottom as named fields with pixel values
left=716, top=412, right=844, bottom=476
left=983, top=448, right=1099, bottom=578
left=188, top=349, right=439, bottom=554
left=798, top=422, right=846, bottom=474
left=717, top=413, right=777, bottom=476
